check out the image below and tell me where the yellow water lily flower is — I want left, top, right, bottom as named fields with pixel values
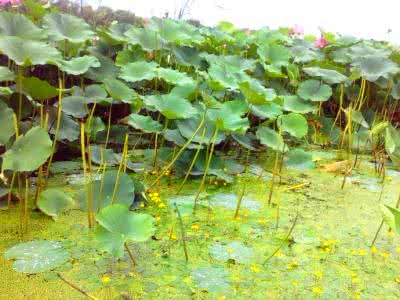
left=250, top=265, right=261, bottom=273
left=311, top=287, right=323, bottom=295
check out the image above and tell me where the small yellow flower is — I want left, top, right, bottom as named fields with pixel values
left=150, top=170, right=158, bottom=175
left=250, top=264, right=261, bottom=273
left=218, top=296, right=226, bottom=300
left=395, top=276, right=400, bottom=284
left=396, top=247, right=400, bottom=254
left=314, top=270, right=323, bottom=279
left=353, top=292, right=361, bottom=300
left=291, top=280, right=299, bottom=287
left=352, top=276, right=361, bottom=284
left=155, top=215, right=161, bottom=222
left=371, top=246, right=378, bottom=254
left=311, top=287, right=323, bottom=295
left=258, top=218, right=268, bottom=224
left=183, top=276, right=192, bottom=284
left=191, top=224, right=200, bottom=231
left=324, top=247, right=331, bottom=253
left=381, top=251, right=390, bottom=259
left=358, top=249, right=366, bottom=256
left=171, top=233, right=177, bottom=240
left=226, top=247, right=234, bottom=254
left=101, top=275, right=111, bottom=284
left=158, top=203, right=166, bottom=208
left=204, top=232, right=210, bottom=238
left=223, top=182, right=227, bottom=186
left=274, top=250, right=283, bottom=257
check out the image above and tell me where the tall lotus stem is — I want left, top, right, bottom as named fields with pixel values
left=193, top=127, right=219, bottom=214
left=111, top=134, right=129, bottom=205
left=148, top=114, right=205, bottom=190
left=81, top=123, right=93, bottom=228
left=104, top=105, right=112, bottom=148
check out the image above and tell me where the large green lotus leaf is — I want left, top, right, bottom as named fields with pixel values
left=58, top=56, right=100, bottom=75
left=124, top=27, right=164, bottom=51
left=209, top=100, right=249, bottom=134
left=0, top=101, right=15, bottom=145
left=351, top=55, right=400, bottom=82
left=127, top=114, right=163, bottom=133
left=157, top=68, right=195, bottom=86
left=115, top=48, right=145, bottom=67
left=250, top=103, right=282, bottom=120
left=285, top=149, right=315, bottom=170
left=4, top=241, right=69, bottom=274
left=89, top=145, right=138, bottom=172
left=297, top=79, right=332, bottom=102
left=84, top=84, right=109, bottom=103
left=61, top=96, right=88, bottom=118
left=20, top=77, right=58, bottom=100
left=0, top=66, right=14, bottom=82
left=0, top=12, right=45, bottom=40
left=119, top=61, right=158, bottom=82
left=43, top=13, right=94, bottom=43
left=85, top=116, right=105, bottom=139
left=48, top=109, right=80, bottom=142
left=290, top=44, right=322, bottom=63
left=231, top=133, right=256, bottom=150
left=239, top=79, right=276, bottom=105
left=278, top=113, right=308, bottom=138
left=152, top=94, right=197, bottom=119
left=302, top=67, right=348, bottom=84
left=207, top=64, right=249, bottom=90
left=85, top=55, right=119, bottom=82
left=0, top=36, right=61, bottom=66
left=154, top=18, right=204, bottom=45
left=172, top=46, right=204, bottom=68
left=201, top=54, right=255, bottom=72
left=95, top=226, right=126, bottom=258
left=209, top=241, right=253, bottom=263
left=104, top=78, right=137, bottom=103
left=80, top=170, right=135, bottom=211
left=176, top=116, right=226, bottom=145
left=257, top=43, right=291, bottom=66
left=256, top=126, right=286, bottom=152
left=2, top=126, right=52, bottom=172
left=37, top=188, right=75, bottom=220
left=283, top=95, right=316, bottom=113
left=104, top=22, right=132, bottom=44
left=96, top=204, right=155, bottom=242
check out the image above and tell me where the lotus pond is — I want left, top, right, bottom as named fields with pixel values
left=1, top=1, right=400, bottom=299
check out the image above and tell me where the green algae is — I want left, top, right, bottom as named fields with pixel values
left=1, top=151, right=400, bottom=299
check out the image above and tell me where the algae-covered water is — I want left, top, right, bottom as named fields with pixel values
left=1, top=150, right=400, bottom=299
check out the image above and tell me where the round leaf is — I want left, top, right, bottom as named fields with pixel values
left=297, top=79, right=332, bottom=102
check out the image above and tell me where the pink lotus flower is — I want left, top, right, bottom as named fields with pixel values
left=0, top=0, right=21, bottom=6
left=143, top=18, right=148, bottom=28
left=289, top=24, right=304, bottom=36
left=314, top=36, right=328, bottom=48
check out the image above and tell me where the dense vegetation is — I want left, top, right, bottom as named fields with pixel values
left=1, top=1, right=400, bottom=299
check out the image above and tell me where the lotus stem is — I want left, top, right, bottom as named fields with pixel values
left=81, top=122, right=93, bottom=228
left=124, top=243, right=137, bottom=267
left=111, top=134, right=129, bottom=205
left=193, top=127, right=219, bottom=214
left=176, top=127, right=206, bottom=194
left=7, top=172, right=16, bottom=209
left=57, top=273, right=99, bottom=300
left=174, top=203, right=189, bottom=262
left=45, top=79, right=64, bottom=179
left=148, top=114, right=206, bottom=190
left=104, top=105, right=113, bottom=148
left=268, top=151, right=280, bottom=205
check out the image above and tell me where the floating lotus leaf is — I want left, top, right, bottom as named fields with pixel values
left=239, top=79, right=277, bottom=105
left=278, top=113, right=308, bottom=138
left=124, top=27, right=164, bottom=51
left=37, top=188, right=75, bottom=220
left=119, top=61, right=158, bottom=82
left=351, top=55, right=400, bottom=82
left=0, top=12, right=45, bottom=40
left=303, top=67, right=348, bottom=84
left=104, top=78, right=138, bottom=103
left=79, top=170, right=135, bottom=211
left=285, top=149, right=315, bottom=170
left=257, top=43, right=291, bottom=66
left=0, top=101, right=15, bottom=145
left=256, top=126, right=286, bottom=152
left=0, top=36, right=61, bottom=66
left=127, top=114, right=163, bottom=133
left=250, top=103, right=282, bottom=120
left=61, top=96, right=88, bottom=118
left=4, top=241, right=69, bottom=274
left=283, top=95, right=316, bottom=113
left=297, top=79, right=332, bottom=102
left=191, top=267, right=231, bottom=294
left=209, top=193, right=261, bottom=211
left=43, top=13, right=94, bottom=43
left=167, top=195, right=208, bottom=216
left=0, top=66, right=14, bottom=82
left=2, top=126, right=52, bottom=172
left=209, top=241, right=253, bottom=263
left=58, top=56, right=100, bottom=75
left=95, top=204, right=155, bottom=257
left=20, top=77, right=58, bottom=100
